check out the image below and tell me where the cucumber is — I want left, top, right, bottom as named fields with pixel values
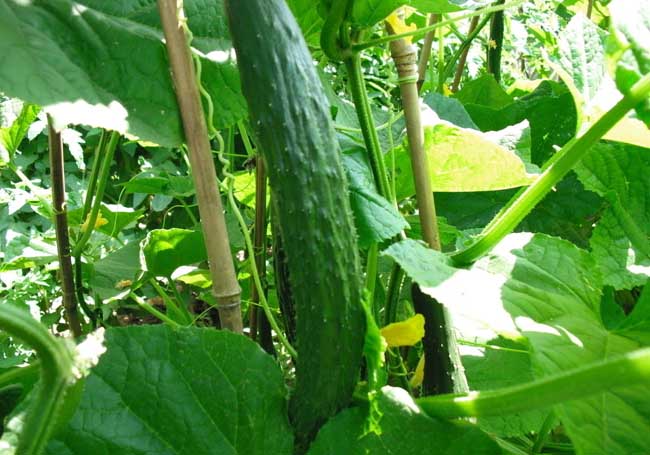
left=226, top=0, right=365, bottom=448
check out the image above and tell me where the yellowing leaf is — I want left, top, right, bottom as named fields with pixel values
left=81, top=213, right=109, bottom=233
left=385, top=8, right=417, bottom=44
left=410, top=354, right=425, bottom=388
left=380, top=314, right=425, bottom=347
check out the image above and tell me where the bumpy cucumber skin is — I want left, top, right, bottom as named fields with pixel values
left=226, top=0, right=365, bottom=446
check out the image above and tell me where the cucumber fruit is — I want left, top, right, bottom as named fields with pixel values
left=226, top=0, right=365, bottom=448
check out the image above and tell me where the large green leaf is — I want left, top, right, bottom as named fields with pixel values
left=435, top=172, right=602, bottom=248
left=607, top=0, right=650, bottom=125
left=456, top=79, right=577, bottom=165
left=0, top=0, right=245, bottom=147
left=141, top=228, right=207, bottom=277
left=385, top=234, right=650, bottom=455
left=47, top=326, right=293, bottom=454
left=392, top=119, right=537, bottom=199
left=307, top=386, right=500, bottom=455
left=342, top=151, right=409, bottom=248
left=575, top=142, right=650, bottom=289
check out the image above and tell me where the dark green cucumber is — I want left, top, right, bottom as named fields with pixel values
left=487, top=0, right=506, bottom=82
left=226, top=0, right=365, bottom=448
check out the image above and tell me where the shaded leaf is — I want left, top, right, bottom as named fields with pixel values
left=0, top=0, right=245, bottom=147
left=575, top=142, right=650, bottom=289
left=343, top=151, right=408, bottom=248
left=308, top=386, right=499, bottom=455
left=47, top=326, right=293, bottom=455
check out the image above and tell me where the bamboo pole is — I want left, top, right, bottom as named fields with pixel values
left=388, top=32, right=468, bottom=395
left=157, top=0, right=242, bottom=332
left=48, top=116, right=82, bottom=337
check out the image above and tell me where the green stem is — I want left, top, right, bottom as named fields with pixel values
left=532, top=412, right=557, bottom=453
left=345, top=55, right=391, bottom=199
left=384, top=264, right=405, bottom=325
left=215, top=132, right=297, bottom=358
left=352, top=0, right=524, bottom=53
left=436, top=19, right=445, bottom=93
left=0, top=361, right=40, bottom=390
left=149, top=278, right=192, bottom=325
left=80, top=131, right=107, bottom=223
left=452, top=73, right=650, bottom=265
left=129, top=292, right=181, bottom=328
left=364, top=243, right=379, bottom=311
left=418, top=347, right=650, bottom=418
left=72, top=131, right=119, bottom=257
left=450, top=15, right=489, bottom=92
left=0, top=305, right=75, bottom=455
left=320, top=0, right=353, bottom=61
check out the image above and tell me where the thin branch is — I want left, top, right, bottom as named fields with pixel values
left=451, top=15, right=480, bottom=92
left=417, top=14, right=439, bottom=91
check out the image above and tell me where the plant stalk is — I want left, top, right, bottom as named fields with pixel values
left=452, top=73, right=650, bottom=265
left=48, top=117, right=82, bottom=337
left=352, top=0, right=524, bottom=52
left=0, top=305, right=75, bottom=455
left=251, top=156, right=274, bottom=354
left=158, top=0, right=242, bottom=332
left=345, top=55, right=391, bottom=199
left=417, top=14, right=439, bottom=91
left=72, top=131, right=119, bottom=257
left=451, top=16, right=480, bottom=92
left=418, top=347, right=650, bottom=419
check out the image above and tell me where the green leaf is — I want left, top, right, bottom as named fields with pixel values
left=68, top=204, right=144, bottom=238
left=141, top=229, right=207, bottom=277
left=392, top=119, right=537, bottom=199
left=47, top=326, right=293, bottom=455
left=554, top=13, right=607, bottom=120
left=423, top=93, right=478, bottom=129
left=286, top=0, right=324, bottom=47
left=458, top=79, right=577, bottom=165
left=342, top=151, right=409, bottom=248
left=607, top=0, right=650, bottom=125
left=307, top=386, right=500, bottom=455
left=0, top=98, right=40, bottom=166
left=390, top=233, right=650, bottom=455
left=574, top=142, right=650, bottom=289
left=462, top=337, right=548, bottom=437
left=0, top=0, right=246, bottom=147
left=89, top=242, right=141, bottom=302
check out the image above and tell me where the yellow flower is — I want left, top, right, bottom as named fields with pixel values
left=380, top=313, right=425, bottom=347
left=81, top=213, right=109, bottom=233
left=385, top=8, right=417, bottom=44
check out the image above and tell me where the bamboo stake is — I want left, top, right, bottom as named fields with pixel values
left=158, top=0, right=242, bottom=332
left=47, top=116, right=82, bottom=337
left=388, top=32, right=468, bottom=394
